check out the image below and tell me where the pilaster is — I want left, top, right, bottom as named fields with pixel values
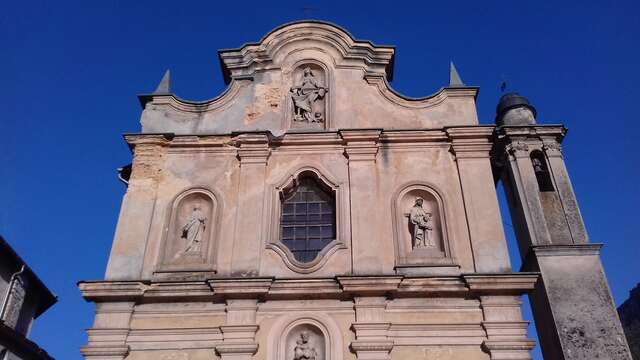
left=80, top=302, right=135, bottom=360
left=479, top=296, right=535, bottom=360
left=447, top=127, right=511, bottom=273
left=230, top=133, right=270, bottom=276
left=340, top=129, right=386, bottom=274
left=350, top=297, right=393, bottom=360
left=106, top=134, right=171, bottom=280
left=501, top=139, right=553, bottom=253
left=216, top=299, right=259, bottom=360
left=541, top=140, right=589, bottom=244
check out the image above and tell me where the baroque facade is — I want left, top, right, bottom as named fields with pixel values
left=79, top=21, right=631, bottom=360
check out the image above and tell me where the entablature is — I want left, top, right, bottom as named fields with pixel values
left=78, top=273, right=539, bottom=303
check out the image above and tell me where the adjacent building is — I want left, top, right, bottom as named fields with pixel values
left=619, top=284, right=640, bottom=360
left=0, top=236, right=56, bottom=360
left=79, top=21, right=632, bottom=360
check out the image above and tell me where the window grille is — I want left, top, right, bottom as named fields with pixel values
left=280, top=175, right=336, bottom=263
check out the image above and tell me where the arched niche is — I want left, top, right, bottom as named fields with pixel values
left=265, top=166, right=348, bottom=274
left=286, top=60, right=330, bottom=130
left=268, top=314, right=342, bottom=360
left=392, top=183, right=453, bottom=266
left=156, top=187, right=220, bottom=274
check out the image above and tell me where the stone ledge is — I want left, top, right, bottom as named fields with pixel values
left=531, top=243, right=602, bottom=257
left=80, top=345, right=130, bottom=357
left=214, top=343, right=259, bottom=355
left=79, top=273, right=540, bottom=302
left=463, top=273, right=539, bottom=295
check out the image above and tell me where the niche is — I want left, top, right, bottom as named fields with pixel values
left=530, top=150, right=554, bottom=192
left=285, top=324, right=326, bottom=360
left=392, top=184, right=451, bottom=266
left=288, top=63, right=328, bottom=130
left=157, top=188, right=218, bottom=273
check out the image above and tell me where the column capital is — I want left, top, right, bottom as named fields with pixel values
left=542, top=140, right=563, bottom=158
left=447, top=127, right=495, bottom=159
left=235, top=132, right=271, bottom=165
left=340, top=129, right=382, bottom=162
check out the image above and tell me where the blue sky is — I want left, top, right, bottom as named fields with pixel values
left=1, top=1, right=638, bottom=359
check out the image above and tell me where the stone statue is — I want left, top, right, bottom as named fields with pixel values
left=293, top=331, right=318, bottom=360
left=180, top=205, right=206, bottom=254
left=290, top=67, right=327, bottom=123
left=409, top=198, right=434, bottom=248
left=532, top=157, right=544, bottom=174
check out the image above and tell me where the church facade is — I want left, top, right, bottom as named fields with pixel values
left=79, top=21, right=631, bottom=360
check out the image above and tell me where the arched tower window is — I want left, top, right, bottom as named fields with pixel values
left=531, top=151, right=554, bottom=192
left=280, top=172, right=336, bottom=263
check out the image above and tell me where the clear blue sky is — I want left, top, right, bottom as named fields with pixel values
left=1, top=1, right=638, bottom=359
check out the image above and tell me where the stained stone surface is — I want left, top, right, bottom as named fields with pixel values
left=77, top=20, right=629, bottom=360
left=619, top=284, right=640, bottom=360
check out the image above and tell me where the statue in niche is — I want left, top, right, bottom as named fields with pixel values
left=532, top=157, right=545, bottom=174
left=290, top=67, right=327, bottom=123
left=178, top=204, right=207, bottom=255
left=293, top=331, right=318, bottom=360
left=409, top=198, right=434, bottom=248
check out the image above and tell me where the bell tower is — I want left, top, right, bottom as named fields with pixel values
left=492, top=93, right=632, bottom=359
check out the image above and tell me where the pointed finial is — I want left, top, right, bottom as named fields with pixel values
left=153, top=69, right=171, bottom=94
left=449, top=62, right=465, bottom=86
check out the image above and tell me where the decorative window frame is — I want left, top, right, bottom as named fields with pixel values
left=155, top=186, right=222, bottom=274
left=391, top=181, right=455, bottom=267
left=267, top=314, right=343, bottom=360
left=264, top=166, right=348, bottom=274
left=283, top=58, right=333, bottom=130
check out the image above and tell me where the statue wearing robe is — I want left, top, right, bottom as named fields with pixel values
left=409, top=198, right=434, bottom=248
left=180, top=206, right=206, bottom=254
left=290, top=67, right=327, bottom=123
left=293, top=332, right=318, bottom=360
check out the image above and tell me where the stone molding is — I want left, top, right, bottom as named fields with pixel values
left=340, top=129, right=382, bottom=162
left=121, top=128, right=505, bottom=158
left=263, top=164, right=349, bottom=274
left=390, top=181, right=456, bottom=269
left=267, top=313, right=343, bottom=360
left=80, top=344, right=130, bottom=358
left=463, top=273, right=539, bottom=295
left=154, top=186, right=223, bottom=276
left=79, top=273, right=539, bottom=302
left=218, top=21, right=395, bottom=84
left=235, top=133, right=271, bottom=165
left=364, top=72, right=479, bottom=110
left=530, top=243, right=602, bottom=257
left=447, top=126, right=495, bottom=159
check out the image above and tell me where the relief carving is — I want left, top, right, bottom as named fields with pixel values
left=157, top=189, right=218, bottom=273
left=393, top=184, right=452, bottom=267
left=285, top=325, right=325, bottom=360
left=293, top=332, right=319, bottom=360
left=178, top=204, right=207, bottom=255
left=409, top=198, right=434, bottom=248
left=290, top=65, right=328, bottom=128
left=507, top=141, right=529, bottom=156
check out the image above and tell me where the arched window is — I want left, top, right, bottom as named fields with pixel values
left=530, top=151, right=554, bottom=192
left=280, top=173, right=336, bottom=263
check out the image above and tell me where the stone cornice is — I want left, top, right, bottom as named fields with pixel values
left=463, top=273, right=539, bottom=295
left=235, top=132, right=271, bottom=165
left=446, top=126, right=495, bottom=159
left=494, top=125, right=567, bottom=143
left=531, top=243, right=602, bottom=257
left=218, top=21, right=396, bottom=84
left=79, top=273, right=540, bottom=303
left=340, top=129, right=382, bottom=162
left=364, top=73, right=479, bottom=109
left=121, top=128, right=511, bottom=156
